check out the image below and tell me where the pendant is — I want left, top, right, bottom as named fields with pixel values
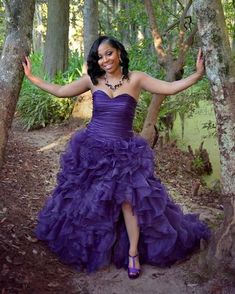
left=104, top=75, right=125, bottom=91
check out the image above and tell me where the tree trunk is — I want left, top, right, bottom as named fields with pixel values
left=194, top=0, right=235, bottom=275
left=83, top=0, right=99, bottom=60
left=142, top=0, right=197, bottom=144
left=71, top=0, right=99, bottom=122
left=43, top=0, right=69, bottom=79
left=140, top=61, right=183, bottom=143
left=0, top=0, right=35, bottom=169
left=119, top=1, right=130, bottom=47
left=232, top=28, right=235, bottom=56
left=33, top=2, right=45, bottom=53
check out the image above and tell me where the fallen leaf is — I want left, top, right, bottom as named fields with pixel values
left=25, top=234, right=38, bottom=243
left=187, top=283, right=198, bottom=287
left=32, top=249, right=38, bottom=255
left=5, top=256, right=12, bottom=263
left=0, top=217, right=7, bottom=224
left=0, top=207, right=7, bottom=213
left=1, top=264, right=9, bottom=276
left=48, top=282, right=60, bottom=288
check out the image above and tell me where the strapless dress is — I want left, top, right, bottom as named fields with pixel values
left=35, top=90, right=210, bottom=272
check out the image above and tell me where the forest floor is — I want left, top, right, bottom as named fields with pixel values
left=0, top=118, right=234, bottom=294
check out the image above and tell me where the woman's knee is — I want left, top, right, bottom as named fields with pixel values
left=122, top=201, right=133, bottom=212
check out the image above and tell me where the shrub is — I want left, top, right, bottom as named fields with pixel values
left=17, top=52, right=83, bottom=130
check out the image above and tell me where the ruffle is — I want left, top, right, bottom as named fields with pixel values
left=35, top=129, right=210, bottom=272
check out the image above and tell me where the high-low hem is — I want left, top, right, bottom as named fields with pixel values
left=35, top=129, right=210, bottom=273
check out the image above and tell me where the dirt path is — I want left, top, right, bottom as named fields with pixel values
left=0, top=119, right=233, bottom=294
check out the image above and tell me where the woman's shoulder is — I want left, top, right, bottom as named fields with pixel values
left=128, top=71, right=147, bottom=81
left=129, top=70, right=145, bottom=77
left=77, top=74, right=93, bottom=88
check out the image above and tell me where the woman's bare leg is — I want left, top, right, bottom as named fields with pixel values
left=122, top=202, right=140, bottom=269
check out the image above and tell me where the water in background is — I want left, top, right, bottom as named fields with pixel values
left=171, top=100, right=221, bottom=188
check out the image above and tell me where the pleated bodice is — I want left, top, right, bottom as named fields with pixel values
left=86, top=90, right=137, bottom=140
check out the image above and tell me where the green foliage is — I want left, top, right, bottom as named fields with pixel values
left=17, top=90, right=73, bottom=130
left=191, top=155, right=205, bottom=172
left=17, top=52, right=83, bottom=130
left=202, top=120, right=217, bottom=138
left=133, top=92, right=151, bottom=133
left=97, top=1, right=213, bottom=134
left=155, top=46, right=212, bottom=135
left=0, top=4, right=5, bottom=51
left=16, top=0, right=232, bottom=134
left=222, top=0, right=235, bottom=40
left=128, top=40, right=160, bottom=75
left=155, top=76, right=211, bottom=136
left=53, top=51, right=83, bottom=84
left=167, top=78, right=211, bottom=115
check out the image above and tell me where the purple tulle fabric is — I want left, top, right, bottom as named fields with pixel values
left=35, top=90, right=210, bottom=272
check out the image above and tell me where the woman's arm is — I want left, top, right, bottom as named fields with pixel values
left=22, top=56, right=91, bottom=98
left=138, top=49, right=205, bottom=95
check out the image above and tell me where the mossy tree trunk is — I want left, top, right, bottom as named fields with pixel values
left=0, top=0, right=35, bottom=170
left=194, top=0, right=235, bottom=275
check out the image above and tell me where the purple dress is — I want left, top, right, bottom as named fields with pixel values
left=35, top=90, right=210, bottom=272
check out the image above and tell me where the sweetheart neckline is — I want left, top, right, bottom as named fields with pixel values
left=93, top=90, right=138, bottom=103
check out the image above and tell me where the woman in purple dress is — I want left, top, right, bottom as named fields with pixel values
left=23, top=36, right=210, bottom=279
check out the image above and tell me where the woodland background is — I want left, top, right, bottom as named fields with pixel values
left=0, top=0, right=235, bottom=293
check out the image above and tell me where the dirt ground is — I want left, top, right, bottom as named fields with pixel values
left=0, top=118, right=234, bottom=294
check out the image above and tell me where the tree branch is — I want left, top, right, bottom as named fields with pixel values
left=159, top=0, right=179, bottom=19
left=99, top=0, right=113, bottom=13
left=143, top=0, right=166, bottom=61
left=178, top=0, right=193, bottom=51
left=179, top=0, right=193, bottom=30
left=176, top=0, right=184, bottom=10
left=163, top=16, right=192, bottom=36
left=184, top=25, right=198, bottom=48
left=177, top=25, right=198, bottom=68
left=2, top=0, right=12, bottom=20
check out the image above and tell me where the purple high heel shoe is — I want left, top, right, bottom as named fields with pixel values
left=128, top=254, right=141, bottom=279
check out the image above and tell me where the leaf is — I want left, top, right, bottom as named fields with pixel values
left=1, top=264, right=9, bottom=276
left=48, top=282, right=60, bottom=288
left=32, top=249, right=38, bottom=255
left=25, top=234, right=38, bottom=243
left=13, top=256, right=24, bottom=266
left=0, top=207, right=7, bottom=213
left=5, top=256, right=12, bottom=263
left=0, top=217, right=7, bottom=224
left=187, top=283, right=198, bottom=287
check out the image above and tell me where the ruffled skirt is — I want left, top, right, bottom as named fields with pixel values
left=35, top=129, right=210, bottom=272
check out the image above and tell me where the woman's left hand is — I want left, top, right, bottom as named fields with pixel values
left=196, top=48, right=205, bottom=77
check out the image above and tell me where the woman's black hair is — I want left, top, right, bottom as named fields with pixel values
left=87, top=36, right=129, bottom=85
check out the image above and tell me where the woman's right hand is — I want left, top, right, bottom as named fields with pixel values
left=21, top=55, right=91, bottom=98
left=22, top=56, right=32, bottom=79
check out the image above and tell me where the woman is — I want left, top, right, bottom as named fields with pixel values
left=23, top=36, right=210, bottom=279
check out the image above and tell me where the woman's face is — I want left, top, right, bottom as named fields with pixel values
left=97, top=42, right=121, bottom=74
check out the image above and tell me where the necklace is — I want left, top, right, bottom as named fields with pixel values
left=104, top=74, right=125, bottom=91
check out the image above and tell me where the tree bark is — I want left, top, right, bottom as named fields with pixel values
left=33, top=2, right=45, bottom=53
left=232, top=28, right=235, bottom=56
left=142, top=0, right=197, bottom=144
left=83, top=0, right=99, bottom=60
left=71, top=0, right=99, bottom=122
left=43, top=0, right=69, bottom=79
left=0, top=0, right=35, bottom=169
left=194, top=0, right=235, bottom=275
left=119, top=1, right=130, bottom=47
